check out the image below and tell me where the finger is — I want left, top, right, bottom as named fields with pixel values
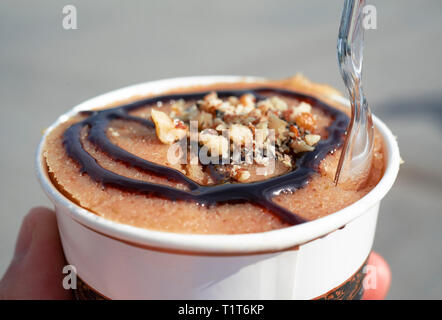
left=362, top=251, right=391, bottom=300
left=0, top=207, right=72, bottom=300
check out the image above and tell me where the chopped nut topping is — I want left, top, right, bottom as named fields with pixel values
left=305, top=134, right=321, bottom=146
left=215, top=123, right=227, bottom=131
left=169, top=99, right=186, bottom=118
left=257, top=96, right=288, bottom=112
left=229, top=124, right=253, bottom=146
left=199, top=129, right=229, bottom=157
left=281, top=154, right=292, bottom=168
left=268, top=113, right=289, bottom=140
left=284, top=101, right=312, bottom=122
left=290, top=140, right=315, bottom=153
left=197, top=111, right=213, bottom=130
left=234, top=168, right=251, bottom=182
left=239, top=94, right=256, bottom=109
left=295, top=112, right=317, bottom=132
left=151, top=91, right=323, bottom=183
left=289, top=125, right=300, bottom=138
left=269, top=96, right=288, bottom=111
left=151, top=109, right=188, bottom=144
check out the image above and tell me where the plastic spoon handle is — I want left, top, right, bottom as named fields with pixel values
left=334, top=0, right=374, bottom=185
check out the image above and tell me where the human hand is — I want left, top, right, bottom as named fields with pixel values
left=0, top=207, right=72, bottom=299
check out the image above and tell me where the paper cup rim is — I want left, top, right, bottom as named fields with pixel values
left=35, top=75, right=400, bottom=253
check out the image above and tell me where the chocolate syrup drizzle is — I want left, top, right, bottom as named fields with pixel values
left=63, top=88, right=349, bottom=225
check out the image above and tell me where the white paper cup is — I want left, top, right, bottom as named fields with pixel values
left=36, top=76, right=400, bottom=300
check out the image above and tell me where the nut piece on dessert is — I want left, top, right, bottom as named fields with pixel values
left=229, top=124, right=253, bottom=147
left=295, top=112, right=317, bottom=132
left=284, top=101, right=312, bottom=122
left=305, top=134, right=321, bottom=146
left=199, top=129, right=229, bottom=157
left=151, top=109, right=188, bottom=144
left=231, top=166, right=251, bottom=182
left=268, top=113, right=289, bottom=141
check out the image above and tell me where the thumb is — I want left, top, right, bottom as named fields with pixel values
left=0, top=207, right=72, bottom=299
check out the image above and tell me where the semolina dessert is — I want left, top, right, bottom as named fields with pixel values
left=43, top=76, right=385, bottom=234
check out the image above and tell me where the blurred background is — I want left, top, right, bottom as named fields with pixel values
left=0, top=0, right=441, bottom=299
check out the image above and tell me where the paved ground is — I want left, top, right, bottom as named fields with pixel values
left=0, top=1, right=441, bottom=299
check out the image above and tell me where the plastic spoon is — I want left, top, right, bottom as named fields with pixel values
left=334, top=0, right=374, bottom=185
